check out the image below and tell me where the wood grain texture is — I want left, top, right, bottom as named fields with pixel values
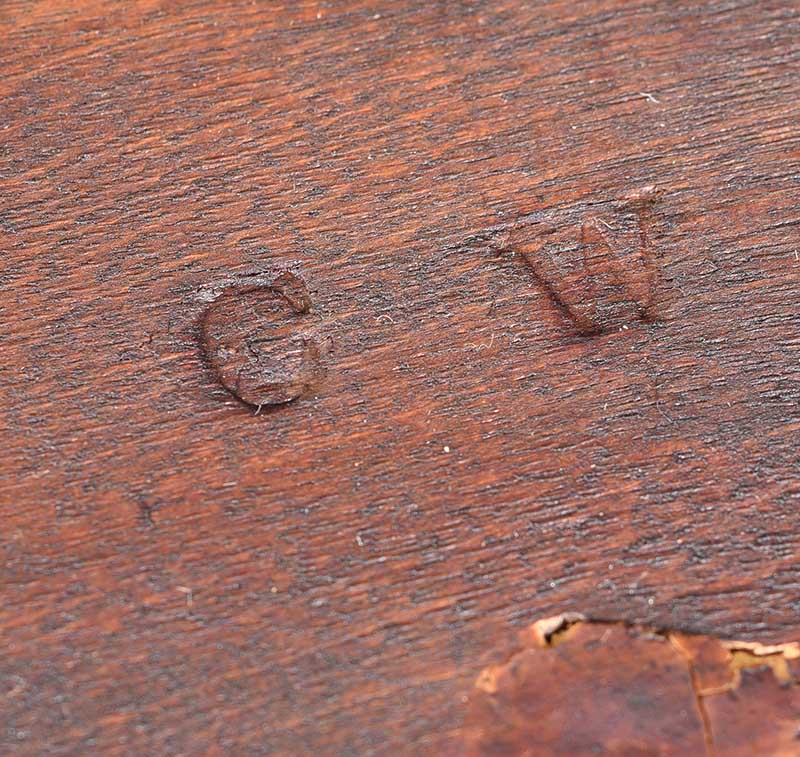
left=1, top=0, right=799, bottom=753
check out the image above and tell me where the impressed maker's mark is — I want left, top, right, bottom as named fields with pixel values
left=505, top=187, right=660, bottom=334
left=200, top=270, right=326, bottom=409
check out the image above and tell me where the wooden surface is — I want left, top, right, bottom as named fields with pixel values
left=466, top=614, right=800, bottom=755
left=1, top=0, right=799, bottom=753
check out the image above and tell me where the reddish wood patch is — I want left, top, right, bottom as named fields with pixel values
left=465, top=614, right=800, bottom=756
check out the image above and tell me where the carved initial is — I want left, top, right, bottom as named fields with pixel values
left=508, top=189, right=659, bottom=334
